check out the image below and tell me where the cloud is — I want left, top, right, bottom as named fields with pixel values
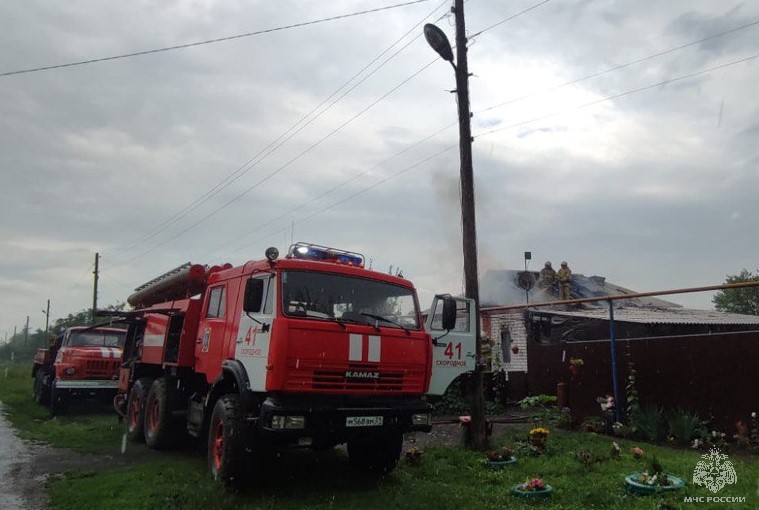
left=1, top=0, right=758, bottom=334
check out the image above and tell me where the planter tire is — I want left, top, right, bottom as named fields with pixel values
left=126, top=378, right=152, bottom=442
left=348, top=431, right=402, bottom=475
left=49, top=380, right=68, bottom=416
left=145, top=378, right=178, bottom=449
left=33, top=371, right=50, bottom=406
left=208, top=394, right=247, bottom=487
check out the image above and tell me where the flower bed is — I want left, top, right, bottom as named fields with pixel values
left=625, top=472, right=685, bottom=494
left=483, top=446, right=516, bottom=469
left=511, top=478, right=553, bottom=498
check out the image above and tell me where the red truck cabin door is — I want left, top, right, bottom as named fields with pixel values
left=233, top=274, right=275, bottom=392
left=195, top=283, right=229, bottom=382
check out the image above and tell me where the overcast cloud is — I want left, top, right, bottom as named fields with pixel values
left=1, top=0, right=757, bottom=337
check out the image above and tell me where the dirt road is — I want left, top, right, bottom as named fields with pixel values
left=0, top=403, right=127, bottom=510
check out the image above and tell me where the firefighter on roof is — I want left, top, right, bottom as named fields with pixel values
left=557, top=261, right=572, bottom=300
left=538, top=261, right=556, bottom=289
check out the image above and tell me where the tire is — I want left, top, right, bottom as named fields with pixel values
left=144, top=378, right=178, bottom=449
left=208, top=395, right=247, bottom=487
left=348, top=431, right=403, bottom=475
left=33, top=371, right=50, bottom=406
left=49, top=380, right=68, bottom=416
left=126, top=378, right=152, bottom=442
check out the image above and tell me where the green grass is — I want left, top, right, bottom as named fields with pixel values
left=0, top=362, right=123, bottom=453
left=3, top=362, right=758, bottom=509
left=48, top=428, right=759, bottom=510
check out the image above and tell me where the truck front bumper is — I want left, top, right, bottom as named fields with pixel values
left=54, top=380, right=120, bottom=389
left=257, top=395, right=432, bottom=446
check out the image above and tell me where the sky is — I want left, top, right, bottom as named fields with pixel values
left=1, top=0, right=757, bottom=338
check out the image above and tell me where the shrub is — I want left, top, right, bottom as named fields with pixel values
left=632, top=404, right=662, bottom=442
left=519, top=394, right=559, bottom=427
left=666, top=408, right=707, bottom=446
left=580, top=416, right=604, bottom=433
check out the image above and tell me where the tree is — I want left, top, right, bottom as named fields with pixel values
left=712, top=269, right=759, bottom=316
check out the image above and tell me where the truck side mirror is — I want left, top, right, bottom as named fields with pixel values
left=441, top=296, right=457, bottom=331
left=244, top=278, right=265, bottom=313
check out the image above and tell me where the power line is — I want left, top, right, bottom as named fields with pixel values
left=224, top=19, right=759, bottom=254
left=477, top=17, right=759, bottom=114
left=238, top=53, right=759, bottom=251
left=112, top=0, right=451, bottom=255
left=226, top=122, right=458, bottom=254
left=469, top=0, right=557, bottom=38
left=116, top=13, right=759, bottom=259
left=475, top=53, right=759, bottom=139
left=245, top=145, right=458, bottom=249
left=0, top=1, right=430, bottom=78
left=112, top=0, right=555, bottom=263
left=118, top=60, right=439, bottom=265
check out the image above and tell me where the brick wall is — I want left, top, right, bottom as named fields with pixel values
left=486, top=312, right=528, bottom=376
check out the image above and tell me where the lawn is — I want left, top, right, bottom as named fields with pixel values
left=46, top=429, right=759, bottom=510
left=2, top=361, right=757, bottom=509
left=0, top=362, right=123, bottom=453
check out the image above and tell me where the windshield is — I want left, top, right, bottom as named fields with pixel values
left=281, top=270, right=420, bottom=329
left=68, top=330, right=126, bottom=347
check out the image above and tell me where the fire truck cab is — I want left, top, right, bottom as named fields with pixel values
left=114, top=243, right=475, bottom=486
left=32, top=326, right=126, bottom=414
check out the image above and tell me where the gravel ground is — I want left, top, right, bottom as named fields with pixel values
left=404, top=414, right=530, bottom=449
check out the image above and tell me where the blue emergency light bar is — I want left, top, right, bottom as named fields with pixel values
left=287, top=242, right=365, bottom=267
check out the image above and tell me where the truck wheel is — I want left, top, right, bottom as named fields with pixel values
left=33, top=371, right=50, bottom=405
left=126, top=378, right=152, bottom=442
left=347, top=432, right=402, bottom=475
left=145, top=378, right=177, bottom=449
left=49, top=380, right=68, bottom=416
left=208, top=395, right=246, bottom=487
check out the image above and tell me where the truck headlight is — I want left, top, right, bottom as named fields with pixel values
left=65, top=367, right=75, bottom=376
left=412, top=413, right=431, bottom=426
left=271, top=415, right=306, bottom=429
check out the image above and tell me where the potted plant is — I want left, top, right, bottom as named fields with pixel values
left=484, top=445, right=516, bottom=469
left=404, top=446, right=424, bottom=466
left=625, top=457, right=685, bottom=494
left=511, top=477, right=553, bottom=498
left=528, top=427, right=549, bottom=452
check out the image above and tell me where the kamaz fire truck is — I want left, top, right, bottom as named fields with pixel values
left=112, top=243, right=475, bottom=485
left=32, top=326, right=126, bottom=414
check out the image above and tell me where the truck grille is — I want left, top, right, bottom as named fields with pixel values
left=284, top=359, right=424, bottom=393
left=83, top=359, right=120, bottom=378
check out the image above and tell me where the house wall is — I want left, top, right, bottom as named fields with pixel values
left=484, top=311, right=529, bottom=400
left=526, top=329, right=759, bottom=431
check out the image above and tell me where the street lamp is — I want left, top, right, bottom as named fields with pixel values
left=423, top=24, right=454, bottom=64
left=424, top=2, right=487, bottom=450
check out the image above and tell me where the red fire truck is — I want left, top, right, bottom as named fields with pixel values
left=112, top=243, right=475, bottom=485
left=32, top=326, right=126, bottom=414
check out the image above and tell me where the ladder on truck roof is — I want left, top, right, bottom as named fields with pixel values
left=127, top=262, right=209, bottom=308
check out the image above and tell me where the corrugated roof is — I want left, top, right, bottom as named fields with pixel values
left=537, top=307, right=759, bottom=325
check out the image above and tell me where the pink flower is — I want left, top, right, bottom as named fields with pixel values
left=523, top=478, right=545, bottom=491
left=631, top=446, right=644, bottom=459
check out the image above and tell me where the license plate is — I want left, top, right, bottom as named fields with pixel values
left=346, top=416, right=384, bottom=427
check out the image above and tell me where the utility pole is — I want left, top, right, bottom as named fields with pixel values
left=43, top=299, right=50, bottom=337
left=24, top=315, right=30, bottom=343
left=92, top=252, right=100, bottom=324
left=452, top=0, right=486, bottom=450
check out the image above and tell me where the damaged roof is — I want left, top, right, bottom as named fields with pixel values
left=480, top=270, right=680, bottom=309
